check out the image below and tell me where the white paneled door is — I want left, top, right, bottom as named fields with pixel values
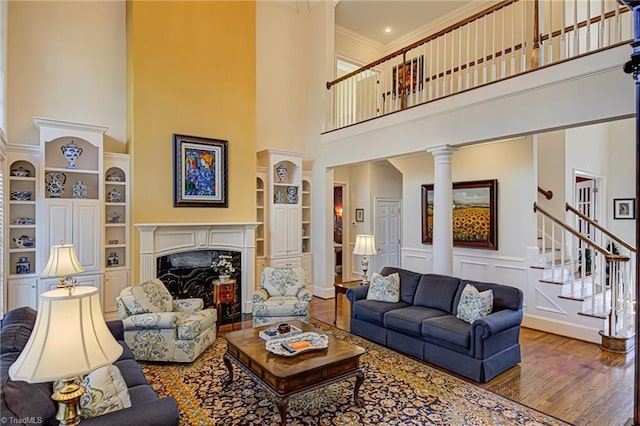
left=376, top=199, right=401, bottom=271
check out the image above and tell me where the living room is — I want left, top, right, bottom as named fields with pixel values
left=1, top=0, right=637, bottom=424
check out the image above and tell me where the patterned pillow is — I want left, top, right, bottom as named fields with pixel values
left=366, top=272, right=400, bottom=303
left=261, top=267, right=306, bottom=297
left=53, top=365, right=131, bottom=419
left=456, top=284, right=493, bottom=324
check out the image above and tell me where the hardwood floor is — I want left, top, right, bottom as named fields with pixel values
left=220, top=295, right=635, bottom=426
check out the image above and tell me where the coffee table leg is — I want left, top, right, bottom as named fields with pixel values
left=223, top=354, right=234, bottom=387
left=354, top=370, right=365, bottom=407
left=276, top=398, right=288, bottom=426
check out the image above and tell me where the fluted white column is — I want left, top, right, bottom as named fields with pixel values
left=427, top=145, right=458, bottom=275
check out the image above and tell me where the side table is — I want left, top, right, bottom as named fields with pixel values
left=333, top=281, right=363, bottom=325
left=213, top=278, right=237, bottom=331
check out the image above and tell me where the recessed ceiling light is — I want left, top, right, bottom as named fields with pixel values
left=384, top=27, right=392, bottom=34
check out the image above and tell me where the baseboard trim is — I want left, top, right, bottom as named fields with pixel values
left=313, top=284, right=335, bottom=299
left=522, top=313, right=600, bottom=344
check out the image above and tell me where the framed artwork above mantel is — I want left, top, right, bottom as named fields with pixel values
left=421, top=179, right=498, bottom=250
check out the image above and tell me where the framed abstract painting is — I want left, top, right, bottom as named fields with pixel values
left=173, top=134, right=228, bottom=207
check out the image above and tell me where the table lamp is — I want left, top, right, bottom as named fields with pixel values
left=41, top=243, right=85, bottom=292
left=9, top=286, right=123, bottom=425
left=353, top=234, right=377, bottom=284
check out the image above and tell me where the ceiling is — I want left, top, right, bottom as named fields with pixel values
left=335, top=0, right=472, bottom=46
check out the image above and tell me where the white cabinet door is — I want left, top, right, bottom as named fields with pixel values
left=43, top=200, right=101, bottom=271
left=104, top=269, right=128, bottom=313
left=270, top=257, right=302, bottom=268
left=7, top=278, right=38, bottom=310
left=272, top=205, right=302, bottom=257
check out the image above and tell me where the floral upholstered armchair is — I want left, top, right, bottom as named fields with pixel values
left=251, top=267, right=312, bottom=327
left=115, top=278, right=217, bottom=362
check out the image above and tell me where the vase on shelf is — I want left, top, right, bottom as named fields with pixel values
left=107, top=252, right=119, bottom=267
left=61, top=140, right=83, bottom=169
left=16, top=257, right=30, bottom=274
left=72, top=180, right=88, bottom=199
left=45, top=171, right=66, bottom=198
left=276, top=166, right=287, bottom=183
left=108, top=188, right=122, bottom=203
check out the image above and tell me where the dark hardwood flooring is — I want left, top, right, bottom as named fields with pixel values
left=220, top=295, right=635, bottom=426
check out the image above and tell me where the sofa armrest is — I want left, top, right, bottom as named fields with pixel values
left=473, top=309, right=522, bottom=336
left=472, top=309, right=523, bottom=359
left=82, top=396, right=179, bottom=426
left=173, top=298, right=203, bottom=314
left=122, top=312, right=184, bottom=331
left=252, top=289, right=269, bottom=303
left=296, top=287, right=313, bottom=302
left=346, top=285, right=369, bottom=303
left=106, top=320, right=124, bottom=340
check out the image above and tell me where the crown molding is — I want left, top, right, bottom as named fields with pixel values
left=336, top=25, right=385, bottom=52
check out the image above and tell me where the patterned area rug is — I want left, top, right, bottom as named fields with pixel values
left=140, top=319, right=571, bottom=425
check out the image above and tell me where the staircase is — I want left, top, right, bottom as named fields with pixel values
left=533, top=202, right=636, bottom=352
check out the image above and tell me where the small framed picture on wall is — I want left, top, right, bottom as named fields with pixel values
left=355, top=208, right=364, bottom=222
left=613, top=198, right=635, bottom=220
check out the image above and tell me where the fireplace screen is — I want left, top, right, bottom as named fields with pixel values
left=156, top=250, right=241, bottom=324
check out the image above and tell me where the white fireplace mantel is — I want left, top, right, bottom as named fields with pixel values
left=135, top=222, right=259, bottom=313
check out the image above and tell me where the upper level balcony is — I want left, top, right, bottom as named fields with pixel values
left=323, top=0, right=634, bottom=138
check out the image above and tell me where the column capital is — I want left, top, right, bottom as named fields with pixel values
left=427, top=145, right=459, bottom=157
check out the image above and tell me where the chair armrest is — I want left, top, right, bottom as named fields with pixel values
left=346, top=285, right=369, bottom=303
left=252, top=289, right=270, bottom=303
left=122, top=312, right=185, bottom=331
left=473, top=309, right=523, bottom=337
left=106, top=320, right=124, bottom=340
left=296, top=287, right=313, bottom=302
left=82, top=396, right=179, bottom=426
left=173, top=298, right=203, bottom=313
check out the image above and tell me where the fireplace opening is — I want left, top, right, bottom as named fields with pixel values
left=156, top=250, right=241, bottom=325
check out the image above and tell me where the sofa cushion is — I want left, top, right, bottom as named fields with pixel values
left=128, top=384, right=161, bottom=405
left=422, top=315, right=471, bottom=349
left=413, top=274, right=461, bottom=313
left=120, top=279, right=174, bottom=315
left=177, top=309, right=217, bottom=340
left=0, top=307, right=37, bottom=353
left=384, top=306, right=448, bottom=336
left=454, top=279, right=523, bottom=312
left=366, top=272, right=400, bottom=303
left=456, top=284, right=493, bottom=324
left=352, top=300, right=410, bottom=325
left=114, top=359, right=150, bottom=388
left=380, top=267, right=423, bottom=304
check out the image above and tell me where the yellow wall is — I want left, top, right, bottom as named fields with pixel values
left=128, top=1, right=256, bottom=279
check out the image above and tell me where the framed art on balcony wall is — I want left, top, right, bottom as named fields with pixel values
left=613, top=198, right=635, bottom=220
left=392, top=55, right=424, bottom=96
left=421, top=179, right=498, bottom=250
left=173, top=134, right=228, bottom=207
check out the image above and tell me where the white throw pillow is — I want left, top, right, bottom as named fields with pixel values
left=456, top=284, right=493, bottom=324
left=366, top=272, right=401, bottom=303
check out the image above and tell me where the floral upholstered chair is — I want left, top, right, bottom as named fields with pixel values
left=115, top=278, right=217, bottom=362
left=251, top=267, right=312, bottom=327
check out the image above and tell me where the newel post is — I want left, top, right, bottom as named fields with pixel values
left=618, top=1, right=640, bottom=424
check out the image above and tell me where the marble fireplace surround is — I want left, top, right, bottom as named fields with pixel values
left=135, top=222, right=258, bottom=314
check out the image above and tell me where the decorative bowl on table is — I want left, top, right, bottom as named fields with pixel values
left=265, top=332, right=329, bottom=357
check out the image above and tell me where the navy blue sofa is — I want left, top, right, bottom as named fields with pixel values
left=346, top=267, right=524, bottom=382
left=1, top=306, right=179, bottom=425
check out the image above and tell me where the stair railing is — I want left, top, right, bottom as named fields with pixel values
left=534, top=202, right=633, bottom=341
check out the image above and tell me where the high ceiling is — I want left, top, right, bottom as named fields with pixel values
left=335, top=0, right=472, bottom=46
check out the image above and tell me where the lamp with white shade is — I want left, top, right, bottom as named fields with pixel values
left=9, top=286, right=123, bottom=425
left=353, top=234, right=377, bottom=284
left=41, top=243, right=85, bottom=292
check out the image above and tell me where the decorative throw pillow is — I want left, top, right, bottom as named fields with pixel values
left=366, top=272, right=401, bottom=303
left=54, top=365, right=131, bottom=419
left=456, top=284, right=493, bottom=324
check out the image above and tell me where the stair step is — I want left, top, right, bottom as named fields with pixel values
left=578, top=310, right=607, bottom=320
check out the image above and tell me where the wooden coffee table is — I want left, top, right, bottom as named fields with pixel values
left=222, top=321, right=365, bottom=425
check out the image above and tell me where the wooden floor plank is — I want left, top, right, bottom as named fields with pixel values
left=220, top=295, right=634, bottom=425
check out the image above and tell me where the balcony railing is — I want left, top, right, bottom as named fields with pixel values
left=325, top=0, right=632, bottom=132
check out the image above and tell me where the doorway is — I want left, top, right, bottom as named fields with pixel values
left=334, top=185, right=345, bottom=283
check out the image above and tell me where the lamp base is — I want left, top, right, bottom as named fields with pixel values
left=52, top=378, right=84, bottom=426
left=361, top=256, right=370, bottom=285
